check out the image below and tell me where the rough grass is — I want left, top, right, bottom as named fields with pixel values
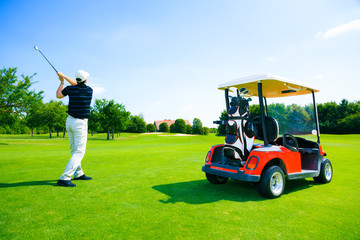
left=0, top=133, right=359, bottom=239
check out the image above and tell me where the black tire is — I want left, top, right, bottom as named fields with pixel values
left=206, top=173, right=228, bottom=184
left=257, top=166, right=285, bottom=199
left=314, top=158, right=333, bottom=183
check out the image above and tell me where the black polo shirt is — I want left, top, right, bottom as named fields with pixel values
left=62, top=83, right=93, bottom=119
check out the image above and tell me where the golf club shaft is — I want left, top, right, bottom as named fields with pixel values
left=38, top=49, right=58, bottom=73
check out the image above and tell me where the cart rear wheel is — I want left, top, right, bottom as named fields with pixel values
left=206, top=173, right=228, bottom=184
left=314, top=159, right=332, bottom=183
left=257, top=166, right=285, bottom=199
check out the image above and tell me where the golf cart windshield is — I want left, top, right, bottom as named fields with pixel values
left=266, top=99, right=318, bottom=142
left=220, top=74, right=320, bottom=143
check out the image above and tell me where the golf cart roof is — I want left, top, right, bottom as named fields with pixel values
left=218, top=74, right=319, bottom=98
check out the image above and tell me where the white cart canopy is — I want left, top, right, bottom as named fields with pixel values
left=218, top=74, right=319, bottom=98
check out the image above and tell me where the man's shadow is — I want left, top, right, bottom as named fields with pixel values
left=0, top=180, right=57, bottom=188
left=152, top=179, right=315, bottom=204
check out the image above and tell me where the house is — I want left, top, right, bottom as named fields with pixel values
left=154, top=119, right=191, bottom=131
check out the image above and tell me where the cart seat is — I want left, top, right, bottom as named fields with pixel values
left=252, top=116, right=279, bottom=142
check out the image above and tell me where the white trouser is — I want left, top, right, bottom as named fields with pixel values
left=59, top=115, right=88, bottom=180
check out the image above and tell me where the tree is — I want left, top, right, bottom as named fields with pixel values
left=147, top=123, right=156, bottom=132
left=88, top=107, right=101, bottom=136
left=192, top=118, right=204, bottom=135
left=338, top=113, right=360, bottom=134
left=249, top=105, right=260, bottom=118
left=209, top=128, right=217, bottom=133
left=92, top=99, right=130, bottom=140
left=347, top=101, right=360, bottom=115
left=338, top=99, right=349, bottom=119
left=112, top=108, right=131, bottom=138
left=267, top=103, right=286, bottom=134
left=202, top=127, right=210, bottom=135
left=217, top=110, right=228, bottom=136
left=174, top=119, right=186, bottom=133
left=219, top=100, right=360, bottom=135
left=54, top=104, right=67, bottom=137
left=318, top=101, right=339, bottom=133
left=25, top=101, right=44, bottom=136
left=159, top=122, right=169, bottom=132
left=186, top=124, right=192, bottom=134
left=266, top=103, right=313, bottom=134
left=126, top=115, right=147, bottom=133
left=40, top=101, right=67, bottom=138
left=169, top=123, right=177, bottom=133
left=0, top=67, right=43, bottom=127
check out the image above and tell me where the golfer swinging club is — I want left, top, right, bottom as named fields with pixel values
left=56, top=70, right=93, bottom=187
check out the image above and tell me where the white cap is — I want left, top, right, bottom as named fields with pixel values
left=75, top=70, right=89, bottom=83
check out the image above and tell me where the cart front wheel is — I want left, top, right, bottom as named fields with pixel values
left=314, top=158, right=333, bottom=183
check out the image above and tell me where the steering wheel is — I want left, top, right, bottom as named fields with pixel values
left=283, top=133, right=299, bottom=152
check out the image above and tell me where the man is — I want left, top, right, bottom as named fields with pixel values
left=56, top=70, right=93, bottom=187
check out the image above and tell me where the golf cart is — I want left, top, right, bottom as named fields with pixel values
left=202, top=74, right=333, bottom=198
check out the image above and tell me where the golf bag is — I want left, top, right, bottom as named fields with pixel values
left=223, top=96, right=255, bottom=164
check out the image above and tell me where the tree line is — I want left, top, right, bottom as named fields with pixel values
left=2, top=68, right=358, bottom=137
left=154, top=118, right=210, bottom=135
left=217, top=100, right=360, bottom=135
left=0, top=67, right=211, bottom=139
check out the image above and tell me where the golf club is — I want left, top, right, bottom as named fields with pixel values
left=34, top=46, right=58, bottom=73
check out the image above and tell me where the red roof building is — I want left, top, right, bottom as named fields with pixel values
left=154, top=119, right=191, bottom=131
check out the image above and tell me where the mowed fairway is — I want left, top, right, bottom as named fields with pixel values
left=0, top=133, right=359, bottom=239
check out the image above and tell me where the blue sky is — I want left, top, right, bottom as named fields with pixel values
left=1, top=0, right=359, bottom=127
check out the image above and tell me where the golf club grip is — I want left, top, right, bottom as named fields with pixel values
left=39, top=50, right=58, bottom=73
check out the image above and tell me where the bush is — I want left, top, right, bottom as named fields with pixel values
left=147, top=124, right=156, bottom=132
left=0, top=127, right=6, bottom=134
left=209, top=128, right=217, bottom=133
left=159, top=122, right=169, bottom=132
left=186, top=124, right=192, bottom=134
left=170, top=123, right=177, bottom=133
left=126, top=115, right=146, bottom=133
left=174, top=119, right=186, bottom=133
left=338, top=113, right=360, bottom=134
left=202, top=127, right=210, bottom=135
left=192, top=118, right=203, bottom=135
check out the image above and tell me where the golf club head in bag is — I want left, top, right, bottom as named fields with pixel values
left=223, top=93, right=255, bottom=165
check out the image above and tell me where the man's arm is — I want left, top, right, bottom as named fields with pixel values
left=58, top=72, right=77, bottom=86
left=56, top=76, right=65, bottom=99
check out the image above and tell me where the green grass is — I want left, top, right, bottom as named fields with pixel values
left=0, top=133, right=359, bottom=239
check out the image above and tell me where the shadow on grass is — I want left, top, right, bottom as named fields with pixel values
left=153, top=180, right=264, bottom=204
left=283, top=179, right=316, bottom=195
left=153, top=179, right=315, bottom=204
left=0, top=180, right=57, bottom=188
